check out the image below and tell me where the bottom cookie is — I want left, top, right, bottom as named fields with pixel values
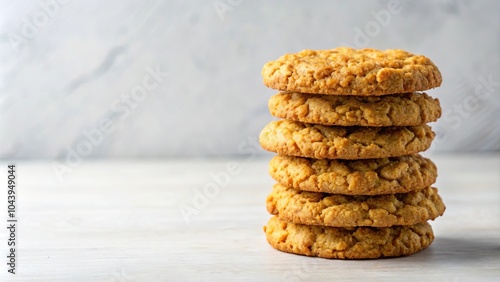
left=264, top=216, right=434, bottom=259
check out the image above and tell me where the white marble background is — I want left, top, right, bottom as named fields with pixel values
left=1, top=0, right=499, bottom=159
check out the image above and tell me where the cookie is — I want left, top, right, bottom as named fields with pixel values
left=262, top=48, right=442, bottom=95
left=269, top=154, right=437, bottom=195
left=268, top=92, right=441, bottom=126
left=266, top=184, right=445, bottom=227
left=264, top=216, right=434, bottom=259
left=259, top=120, right=434, bottom=159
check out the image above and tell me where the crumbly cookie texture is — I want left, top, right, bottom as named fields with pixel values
left=268, top=92, right=441, bottom=126
left=266, top=184, right=445, bottom=227
left=269, top=154, right=437, bottom=195
left=262, top=48, right=442, bottom=95
left=259, top=120, right=435, bottom=159
left=264, top=216, right=434, bottom=259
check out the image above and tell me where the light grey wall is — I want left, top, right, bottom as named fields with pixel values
left=1, top=0, right=499, bottom=159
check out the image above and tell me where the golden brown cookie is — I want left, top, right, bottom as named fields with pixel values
left=269, top=154, right=437, bottom=195
left=259, top=120, right=435, bottom=159
left=262, top=48, right=442, bottom=95
left=264, top=216, right=434, bottom=259
left=268, top=92, right=441, bottom=126
left=266, top=184, right=445, bottom=227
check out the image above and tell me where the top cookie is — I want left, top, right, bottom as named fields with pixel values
left=262, top=48, right=442, bottom=95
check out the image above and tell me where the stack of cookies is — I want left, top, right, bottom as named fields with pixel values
left=259, top=48, right=445, bottom=259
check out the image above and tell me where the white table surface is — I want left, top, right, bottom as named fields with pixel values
left=1, top=153, right=499, bottom=281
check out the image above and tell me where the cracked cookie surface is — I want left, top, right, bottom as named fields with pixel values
left=264, top=216, right=434, bottom=259
left=269, top=154, right=437, bottom=195
left=268, top=92, right=441, bottom=126
left=266, top=184, right=445, bottom=227
left=262, top=48, right=442, bottom=95
left=259, top=120, right=435, bottom=159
